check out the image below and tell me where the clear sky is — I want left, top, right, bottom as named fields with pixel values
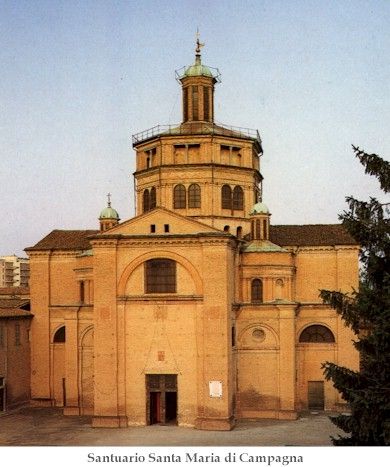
left=1, top=0, right=389, bottom=256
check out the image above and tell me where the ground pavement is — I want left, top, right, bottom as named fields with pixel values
left=0, top=407, right=343, bottom=446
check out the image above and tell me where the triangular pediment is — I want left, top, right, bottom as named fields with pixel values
left=97, top=207, right=223, bottom=237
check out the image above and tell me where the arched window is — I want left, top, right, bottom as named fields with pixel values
left=251, top=279, right=263, bottom=303
left=145, top=259, right=176, bottom=293
left=53, top=326, right=66, bottom=343
left=236, top=226, right=242, bottom=238
left=188, top=184, right=201, bottom=208
left=173, top=184, right=186, bottom=209
left=143, top=189, right=150, bottom=213
left=150, top=187, right=156, bottom=209
left=299, top=325, right=335, bottom=343
left=233, top=186, right=244, bottom=210
left=221, top=185, right=232, bottom=209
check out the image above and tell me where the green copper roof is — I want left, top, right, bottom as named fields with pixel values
left=250, top=202, right=270, bottom=215
left=184, top=62, right=213, bottom=77
left=99, top=206, right=119, bottom=220
left=242, top=240, right=286, bottom=253
left=99, top=194, right=120, bottom=220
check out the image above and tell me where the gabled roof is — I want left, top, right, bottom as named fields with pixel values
left=0, top=297, right=32, bottom=319
left=0, top=298, right=30, bottom=310
left=25, top=223, right=358, bottom=252
left=93, top=206, right=223, bottom=237
left=0, top=309, right=33, bottom=319
left=25, top=230, right=99, bottom=251
left=242, top=239, right=286, bottom=253
left=270, top=224, right=358, bottom=247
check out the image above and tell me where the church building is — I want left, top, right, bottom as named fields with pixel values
left=26, top=42, right=359, bottom=430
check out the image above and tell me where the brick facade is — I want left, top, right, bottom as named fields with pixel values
left=25, top=48, right=359, bottom=429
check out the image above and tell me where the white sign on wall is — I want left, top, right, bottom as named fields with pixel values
left=209, top=380, right=222, bottom=398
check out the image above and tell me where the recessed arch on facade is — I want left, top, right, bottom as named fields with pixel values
left=80, top=325, right=94, bottom=347
left=298, top=324, right=335, bottom=343
left=118, top=250, right=203, bottom=296
left=238, top=323, right=279, bottom=349
left=53, top=325, right=65, bottom=343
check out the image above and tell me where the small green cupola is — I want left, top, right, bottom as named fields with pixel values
left=249, top=202, right=271, bottom=240
left=99, top=193, right=120, bottom=232
left=176, top=34, right=221, bottom=123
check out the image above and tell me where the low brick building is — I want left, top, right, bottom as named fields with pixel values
left=25, top=44, right=359, bottom=430
left=0, top=288, right=32, bottom=412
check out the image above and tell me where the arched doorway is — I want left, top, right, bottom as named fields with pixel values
left=297, top=324, right=336, bottom=411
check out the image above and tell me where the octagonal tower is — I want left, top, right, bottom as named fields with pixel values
left=132, top=41, right=263, bottom=235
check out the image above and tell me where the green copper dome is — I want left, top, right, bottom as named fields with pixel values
left=99, top=206, right=119, bottom=220
left=184, top=62, right=213, bottom=78
left=99, top=194, right=120, bottom=220
left=250, top=202, right=270, bottom=215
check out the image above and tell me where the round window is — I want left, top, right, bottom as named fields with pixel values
left=252, top=328, right=265, bottom=342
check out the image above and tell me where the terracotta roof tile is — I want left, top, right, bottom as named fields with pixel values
left=0, top=287, right=29, bottom=297
left=25, top=224, right=358, bottom=252
left=26, top=230, right=98, bottom=251
left=269, top=224, right=358, bottom=247
left=0, top=298, right=30, bottom=309
left=0, top=308, right=33, bottom=319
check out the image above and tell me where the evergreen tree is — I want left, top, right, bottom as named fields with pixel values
left=320, top=146, right=390, bottom=445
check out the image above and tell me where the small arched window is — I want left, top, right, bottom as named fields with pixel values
left=143, top=189, right=150, bottom=213
left=222, top=185, right=232, bottom=209
left=299, top=325, right=335, bottom=343
left=53, top=326, right=66, bottom=343
left=145, top=259, right=176, bottom=293
left=188, top=184, right=201, bottom=208
left=236, top=226, right=242, bottom=238
left=251, top=279, right=263, bottom=303
left=173, top=184, right=186, bottom=209
left=150, top=187, right=156, bottom=209
left=233, top=186, right=244, bottom=210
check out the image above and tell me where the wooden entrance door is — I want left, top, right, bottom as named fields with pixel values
left=308, top=381, right=325, bottom=410
left=146, top=374, right=177, bottom=425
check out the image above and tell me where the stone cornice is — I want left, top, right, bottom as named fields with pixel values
left=235, top=301, right=298, bottom=308
left=241, top=265, right=295, bottom=272
left=25, top=251, right=52, bottom=258
left=134, top=163, right=262, bottom=179
left=89, top=239, right=119, bottom=248
left=73, top=267, right=93, bottom=273
left=118, top=295, right=203, bottom=303
left=283, top=245, right=359, bottom=252
left=91, top=235, right=236, bottom=249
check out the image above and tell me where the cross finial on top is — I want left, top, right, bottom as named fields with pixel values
left=195, top=28, right=205, bottom=55
left=107, top=192, right=112, bottom=207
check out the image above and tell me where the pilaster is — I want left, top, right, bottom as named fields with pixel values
left=63, top=312, right=80, bottom=415
left=91, top=239, right=127, bottom=427
left=278, top=305, right=298, bottom=419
